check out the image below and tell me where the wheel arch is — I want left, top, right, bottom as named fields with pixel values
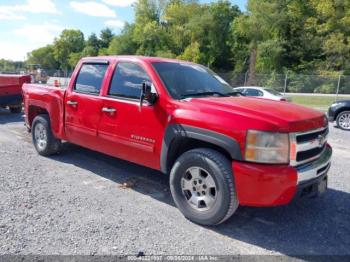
left=160, top=124, right=242, bottom=174
left=335, top=107, right=350, bottom=120
left=28, top=105, right=49, bottom=128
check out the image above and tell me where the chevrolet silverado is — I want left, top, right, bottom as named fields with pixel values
left=22, top=56, right=332, bottom=225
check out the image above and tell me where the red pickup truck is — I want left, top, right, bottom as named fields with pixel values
left=0, top=74, right=31, bottom=113
left=22, top=56, right=332, bottom=225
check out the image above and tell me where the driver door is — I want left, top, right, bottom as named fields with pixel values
left=97, top=61, right=164, bottom=169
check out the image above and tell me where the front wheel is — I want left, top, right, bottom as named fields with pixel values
left=336, top=111, right=350, bottom=131
left=170, top=148, right=239, bottom=226
left=32, top=115, right=61, bottom=156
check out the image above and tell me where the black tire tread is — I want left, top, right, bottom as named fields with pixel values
left=189, top=148, right=238, bottom=224
left=171, top=148, right=239, bottom=225
left=32, top=114, right=61, bottom=156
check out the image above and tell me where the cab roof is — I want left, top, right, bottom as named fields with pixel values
left=80, top=55, right=192, bottom=64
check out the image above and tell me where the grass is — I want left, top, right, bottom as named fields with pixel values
left=287, top=95, right=349, bottom=111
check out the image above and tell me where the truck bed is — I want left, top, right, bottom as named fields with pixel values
left=22, top=83, right=66, bottom=138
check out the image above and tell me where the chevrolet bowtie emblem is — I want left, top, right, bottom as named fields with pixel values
left=317, top=134, right=325, bottom=148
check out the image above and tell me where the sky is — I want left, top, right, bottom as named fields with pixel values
left=0, top=0, right=247, bottom=61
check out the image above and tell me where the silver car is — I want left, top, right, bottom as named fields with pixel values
left=234, top=86, right=291, bottom=101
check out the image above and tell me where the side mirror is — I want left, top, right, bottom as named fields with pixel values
left=139, top=81, right=157, bottom=111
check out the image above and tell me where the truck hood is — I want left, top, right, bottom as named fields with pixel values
left=186, top=96, right=327, bottom=132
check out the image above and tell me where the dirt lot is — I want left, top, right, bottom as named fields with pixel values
left=0, top=109, right=349, bottom=256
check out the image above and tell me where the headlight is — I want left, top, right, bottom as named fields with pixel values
left=245, top=130, right=290, bottom=164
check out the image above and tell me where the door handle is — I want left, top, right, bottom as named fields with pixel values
left=102, top=107, right=116, bottom=113
left=67, top=100, right=78, bottom=106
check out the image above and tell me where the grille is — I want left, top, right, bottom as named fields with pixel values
left=296, top=144, right=326, bottom=162
left=290, top=127, right=328, bottom=166
left=296, top=128, right=329, bottom=143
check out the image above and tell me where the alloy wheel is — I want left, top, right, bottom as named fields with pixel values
left=181, top=167, right=217, bottom=211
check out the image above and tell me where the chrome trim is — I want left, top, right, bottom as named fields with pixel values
left=294, top=126, right=328, bottom=136
left=290, top=126, right=328, bottom=166
left=297, top=133, right=328, bottom=151
left=297, top=146, right=332, bottom=184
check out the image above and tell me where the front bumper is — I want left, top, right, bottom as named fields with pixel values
left=233, top=144, right=332, bottom=207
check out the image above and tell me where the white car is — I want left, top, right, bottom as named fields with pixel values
left=234, top=86, right=291, bottom=102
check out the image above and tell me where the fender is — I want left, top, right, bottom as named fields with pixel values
left=160, top=124, right=243, bottom=173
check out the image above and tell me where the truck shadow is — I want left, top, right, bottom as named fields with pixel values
left=50, top=143, right=350, bottom=256
left=0, top=109, right=24, bottom=124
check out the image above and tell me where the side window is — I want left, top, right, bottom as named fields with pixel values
left=74, top=63, right=108, bottom=94
left=108, top=62, right=151, bottom=99
left=246, top=89, right=261, bottom=96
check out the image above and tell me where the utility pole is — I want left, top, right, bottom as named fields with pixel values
left=244, top=70, right=249, bottom=86
left=336, top=74, right=342, bottom=101
left=283, top=72, right=288, bottom=95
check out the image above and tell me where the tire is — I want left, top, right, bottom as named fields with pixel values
left=32, top=114, right=61, bottom=156
left=9, top=106, right=22, bottom=114
left=170, top=148, right=239, bottom=226
left=336, top=111, right=350, bottom=131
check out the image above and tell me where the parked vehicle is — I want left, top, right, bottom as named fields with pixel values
left=0, top=74, right=31, bottom=113
left=22, top=56, right=332, bottom=226
left=328, top=100, right=350, bottom=131
left=234, top=86, right=291, bottom=101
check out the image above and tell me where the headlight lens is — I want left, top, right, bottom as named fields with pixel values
left=245, top=130, right=290, bottom=164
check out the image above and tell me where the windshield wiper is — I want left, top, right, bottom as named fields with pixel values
left=181, top=91, right=227, bottom=98
left=181, top=91, right=245, bottom=99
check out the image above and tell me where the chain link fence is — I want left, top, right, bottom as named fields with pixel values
left=218, top=72, right=350, bottom=95
left=2, top=68, right=350, bottom=111
left=217, top=72, right=350, bottom=111
left=3, top=68, right=350, bottom=95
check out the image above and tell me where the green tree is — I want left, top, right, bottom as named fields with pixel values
left=108, top=24, right=138, bottom=55
left=233, top=0, right=286, bottom=82
left=306, top=0, right=350, bottom=72
left=177, top=42, right=203, bottom=63
left=68, top=52, right=83, bottom=68
left=99, top=28, right=114, bottom=49
left=207, top=1, right=241, bottom=69
left=27, top=45, right=59, bottom=70
left=132, top=0, right=173, bottom=56
left=53, top=29, right=85, bottom=70
left=86, top=33, right=100, bottom=55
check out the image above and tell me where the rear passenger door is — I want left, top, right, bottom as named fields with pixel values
left=98, top=61, right=164, bottom=169
left=64, top=62, right=108, bottom=148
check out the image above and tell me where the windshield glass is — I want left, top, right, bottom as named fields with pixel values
left=264, top=88, right=282, bottom=96
left=152, top=62, right=234, bottom=99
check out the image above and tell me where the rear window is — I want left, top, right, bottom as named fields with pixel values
left=74, top=64, right=108, bottom=94
left=265, top=88, right=282, bottom=96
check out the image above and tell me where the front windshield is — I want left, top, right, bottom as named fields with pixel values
left=152, top=62, right=234, bottom=99
left=264, top=88, right=282, bottom=96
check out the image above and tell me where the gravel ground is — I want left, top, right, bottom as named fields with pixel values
left=0, top=109, right=349, bottom=256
